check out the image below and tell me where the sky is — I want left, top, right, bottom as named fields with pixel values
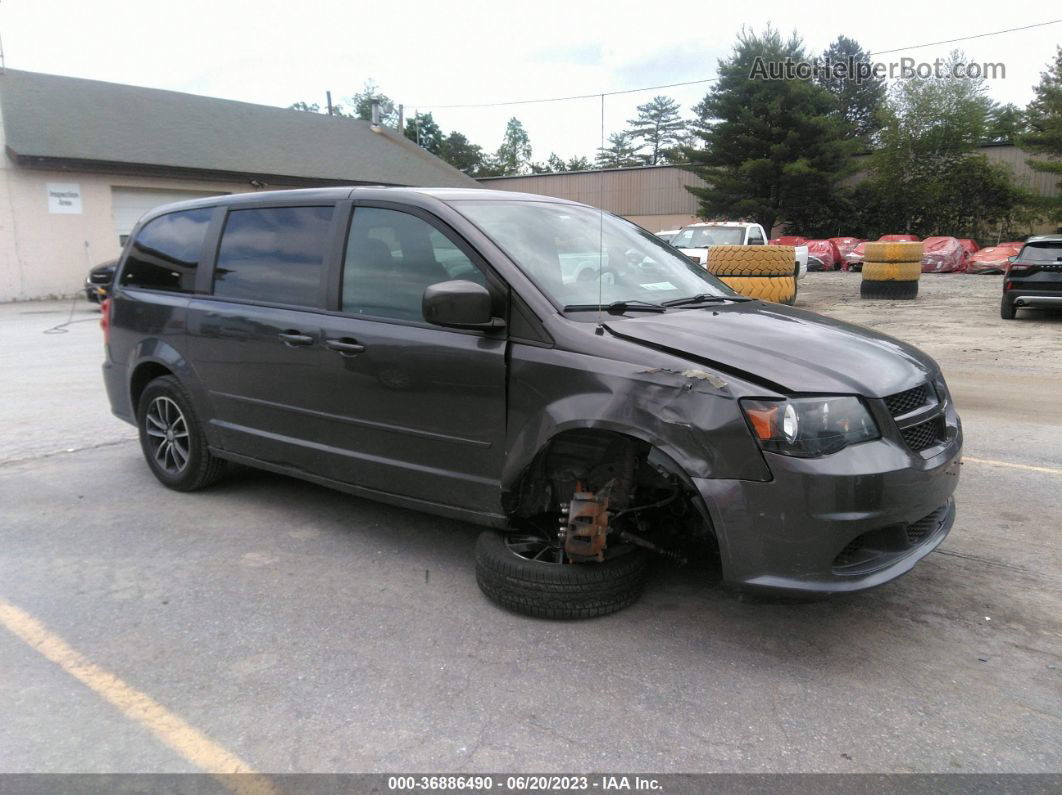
left=2, top=0, right=1059, bottom=164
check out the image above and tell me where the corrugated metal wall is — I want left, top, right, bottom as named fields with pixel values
left=983, top=145, right=1059, bottom=198
left=479, top=146, right=1058, bottom=213
left=479, top=166, right=708, bottom=215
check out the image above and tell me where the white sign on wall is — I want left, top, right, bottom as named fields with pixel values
left=47, top=183, right=82, bottom=214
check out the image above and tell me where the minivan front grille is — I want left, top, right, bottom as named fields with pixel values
left=885, top=384, right=928, bottom=417
left=901, top=416, right=946, bottom=452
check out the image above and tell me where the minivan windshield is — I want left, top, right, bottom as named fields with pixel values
left=671, top=226, right=745, bottom=248
left=453, top=201, right=733, bottom=309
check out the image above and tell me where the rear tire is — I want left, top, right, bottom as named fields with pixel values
left=475, top=530, right=649, bottom=619
left=137, top=375, right=226, bottom=492
left=860, top=280, right=919, bottom=300
left=1000, top=298, right=1016, bottom=319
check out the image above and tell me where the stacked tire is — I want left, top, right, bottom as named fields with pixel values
left=860, top=242, right=923, bottom=300
left=705, top=245, right=798, bottom=305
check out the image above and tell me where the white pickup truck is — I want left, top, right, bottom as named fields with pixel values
left=673, top=221, right=808, bottom=280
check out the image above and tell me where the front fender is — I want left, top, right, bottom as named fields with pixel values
left=502, top=345, right=771, bottom=491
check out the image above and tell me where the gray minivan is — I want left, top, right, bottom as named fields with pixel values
left=101, top=187, right=962, bottom=618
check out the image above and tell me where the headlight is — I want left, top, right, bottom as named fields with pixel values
left=741, top=396, right=879, bottom=457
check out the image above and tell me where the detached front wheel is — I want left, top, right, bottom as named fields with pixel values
left=475, top=530, right=649, bottom=619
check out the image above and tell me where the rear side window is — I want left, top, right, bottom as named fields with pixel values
left=120, top=208, right=213, bottom=293
left=213, top=206, right=334, bottom=307
left=747, top=228, right=765, bottom=245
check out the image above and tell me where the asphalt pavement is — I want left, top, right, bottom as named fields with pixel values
left=1, top=287, right=1059, bottom=775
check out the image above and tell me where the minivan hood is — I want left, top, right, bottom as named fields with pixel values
left=604, top=302, right=934, bottom=397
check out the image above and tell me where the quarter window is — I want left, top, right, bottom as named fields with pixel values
left=213, top=206, right=334, bottom=307
left=342, top=207, right=485, bottom=321
left=119, top=208, right=213, bottom=293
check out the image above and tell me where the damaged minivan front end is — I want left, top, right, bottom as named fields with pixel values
left=454, top=196, right=962, bottom=606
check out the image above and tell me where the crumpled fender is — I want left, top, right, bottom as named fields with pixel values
left=502, top=345, right=772, bottom=491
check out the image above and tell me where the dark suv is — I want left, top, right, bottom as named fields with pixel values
left=102, top=187, right=962, bottom=618
left=1001, top=235, right=1062, bottom=319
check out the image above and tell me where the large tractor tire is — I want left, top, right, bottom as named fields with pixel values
left=861, top=260, right=923, bottom=282
left=860, top=280, right=919, bottom=300
left=706, top=245, right=796, bottom=277
left=862, top=241, right=924, bottom=263
left=718, top=275, right=798, bottom=304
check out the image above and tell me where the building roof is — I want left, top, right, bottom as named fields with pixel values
left=0, top=69, right=477, bottom=188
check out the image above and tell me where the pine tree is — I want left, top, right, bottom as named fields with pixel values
left=625, top=96, right=685, bottom=165
left=816, top=36, right=886, bottom=144
left=595, top=132, right=645, bottom=169
left=680, top=27, right=859, bottom=233
left=1019, top=46, right=1062, bottom=221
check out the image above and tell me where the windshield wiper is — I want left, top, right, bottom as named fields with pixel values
left=662, top=294, right=755, bottom=307
left=564, top=300, right=667, bottom=315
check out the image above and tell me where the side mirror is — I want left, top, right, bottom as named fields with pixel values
left=423, top=280, right=504, bottom=330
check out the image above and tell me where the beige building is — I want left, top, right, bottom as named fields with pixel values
left=0, top=69, right=477, bottom=301
left=480, top=165, right=708, bottom=233
left=480, top=146, right=1060, bottom=236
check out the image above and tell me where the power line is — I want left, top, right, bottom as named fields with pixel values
left=408, top=18, right=1062, bottom=110
left=412, top=76, right=719, bottom=110
left=868, top=18, right=1061, bottom=57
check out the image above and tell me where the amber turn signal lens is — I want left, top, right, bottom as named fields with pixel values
left=745, top=405, right=778, bottom=441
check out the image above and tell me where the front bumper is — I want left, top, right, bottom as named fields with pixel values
left=694, top=430, right=962, bottom=594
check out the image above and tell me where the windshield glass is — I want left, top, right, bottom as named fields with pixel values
left=453, top=201, right=733, bottom=308
left=672, top=226, right=745, bottom=248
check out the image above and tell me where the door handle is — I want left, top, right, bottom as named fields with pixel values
left=278, top=330, right=315, bottom=347
left=325, top=338, right=366, bottom=356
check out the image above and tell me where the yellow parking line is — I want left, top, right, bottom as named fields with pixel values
left=0, top=598, right=276, bottom=795
left=964, top=456, right=1062, bottom=476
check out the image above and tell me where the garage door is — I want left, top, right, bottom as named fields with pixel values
left=111, top=187, right=226, bottom=245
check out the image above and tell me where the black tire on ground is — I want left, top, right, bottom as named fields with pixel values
left=860, top=279, right=919, bottom=300
left=137, top=375, right=227, bottom=491
left=474, top=530, right=649, bottom=619
left=1000, top=298, right=1016, bottom=319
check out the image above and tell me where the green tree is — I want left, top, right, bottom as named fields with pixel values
left=404, top=112, right=444, bottom=154
left=565, top=156, right=592, bottom=171
left=438, top=132, right=486, bottom=175
left=985, top=103, right=1026, bottom=144
left=1019, top=46, right=1062, bottom=222
left=494, top=117, right=533, bottom=175
left=289, top=101, right=321, bottom=113
left=626, top=95, right=685, bottom=165
left=595, top=132, right=645, bottom=168
left=815, top=35, right=886, bottom=144
left=351, top=81, right=398, bottom=125
left=861, top=51, right=1027, bottom=238
left=680, top=27, right=859, bottom=233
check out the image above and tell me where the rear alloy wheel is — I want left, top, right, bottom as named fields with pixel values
left=137, top=375, right=226, bottom=491
left=475, top=529, right=649, bottom=619
left=1000, top=298, right=1016, bottom=320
